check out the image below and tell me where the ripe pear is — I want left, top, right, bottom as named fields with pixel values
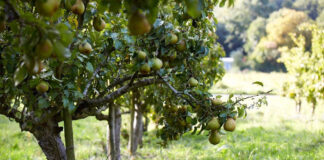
left=176, top=40, right=186, bottom=51
left=208, top=130, right=221, bottom=145
left=93, top=16, right=106, bottom=31
left=140, top=63, right=150, bottom=74
left=151, top=58, right=163, bottom=71
left=206, top=117, right=220, bottom=130
left=71, top=0, right=85, bottom=15
left=188, top=77, right=198, bottom=87
left=78, top=42, right=92, bottom=54
left=36, top=39, right=53, bottom=59
left=168, top=33, right=178, bottom=45
left=212, top=98, right=223, bottom=106
left=137, top=51, right=147, bottom=60
left=224, top=118, right=236, bottom=132
left=128, top=11, right=151, bottom=35
left=36, top=0, right=61, bottom=17
left=36, top=81, right=49, bottom=93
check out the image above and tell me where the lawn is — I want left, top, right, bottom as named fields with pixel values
left=1, top=72, right=324, bottom=160
left=209, top=71, right=293, bottom=95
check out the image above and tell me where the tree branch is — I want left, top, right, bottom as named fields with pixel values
left=157, top=74, right=198, bottom=107
left=83, top=47, right=115, bottom=97
left=87, top=78, right=163, bottom=106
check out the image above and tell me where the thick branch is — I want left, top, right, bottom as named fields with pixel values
left=87, top=78, right=163, bottom=106
left=107, top=73, right=155, bottom=91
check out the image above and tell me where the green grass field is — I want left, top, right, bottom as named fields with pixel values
left=1, top=72, right=324, bottom=160
left=209, top=71, right=292, bottom=95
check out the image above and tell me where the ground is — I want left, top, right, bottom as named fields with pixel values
left=0, top=72, right=323, bottom=159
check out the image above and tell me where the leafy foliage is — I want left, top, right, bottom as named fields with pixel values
left=279, top=24, right=324, bottom=114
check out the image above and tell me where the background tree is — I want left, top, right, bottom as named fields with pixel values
left=279, top=24, right=324, bottom=116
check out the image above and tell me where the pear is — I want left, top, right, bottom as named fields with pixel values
left=224, top=118, right=236, bottom=132
left=128, top=11, right=151, bottom=35
left=176, top=40, right=186, bottom=51
left=78, top=42, right=92, bottom=54
left=36, top=81, right=49, bottom=93
left=188, top=77, right=198, bottom=87
left=212, top=98, right=223, bottom=106
left=71, top=0, right=85, bottom=15
left=151, top=58, right=163, bottom=71
left=140, top=63, right=151, bottom=74
left=208, top=130, right=221, bottom=145
left=36, top=0, right=61, bottom=17
left=206, top=117, right=220, bottom=130
left=93, top=16, right=106, bottom=31
left=36, top=39, right=53, bottom=59
left=167, top=33, right=178, bottom=45
left=137, top=51, right=147, bottom=60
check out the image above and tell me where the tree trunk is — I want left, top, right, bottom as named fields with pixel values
left=135, top=108, right=143, bottom=148
left=311, top=103, right=316, bottom=116
left=297, top=100, right=302, bottom=113
left=107, top=105, right=121, bottom=160
left=128, top=89, right=144, bottom=157
left=143, top=115, right=149, bottom=132
left=295, top=100, right=302, bottom=113
left=32, top=120, right=67, bottom=160
left=63, top=108, right=76, bottom=160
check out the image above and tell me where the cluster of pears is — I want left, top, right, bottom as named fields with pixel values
left=206, top=114, right=236, bottom=145
left=137, top=51, right=163, bottom=74
left=36, top=0, right=85, bottom=17
left=24, top=38, right=55, bottom=93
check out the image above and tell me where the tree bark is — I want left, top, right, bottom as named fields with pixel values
left=107, top=105, right=121, bottom=160
left=143, top=115, right=149, bottom=132
left=128, top=89, right=144, bottom=157
left=32, top=120, right=67, bottom=160
left=63, top=108, right=76, bottom=160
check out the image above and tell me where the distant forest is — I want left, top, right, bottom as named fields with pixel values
left=214, top=0, right=323, bottom=72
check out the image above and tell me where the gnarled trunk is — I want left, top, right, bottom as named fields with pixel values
left=31, top=120, right=67, bottom=160
left=107, top=105, right=121, bottom=160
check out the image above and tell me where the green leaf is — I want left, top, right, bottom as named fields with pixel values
left=219, top=0, right=226, bottom=7
left=186, top=116, right=192, bottom=124
left=252, top=81, right=264, bottom=87
left=14, top=64, right=28, bottom=86
left=53, top=40, right=71, bottom=61
left=86, top=62, right=94, bottom=73
left=38, top=97, right=49, bottom=109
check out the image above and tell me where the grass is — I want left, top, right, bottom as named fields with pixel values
left=1, top=72, right=324, bottom=159
left=209, top=71, right=293, bottom=95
